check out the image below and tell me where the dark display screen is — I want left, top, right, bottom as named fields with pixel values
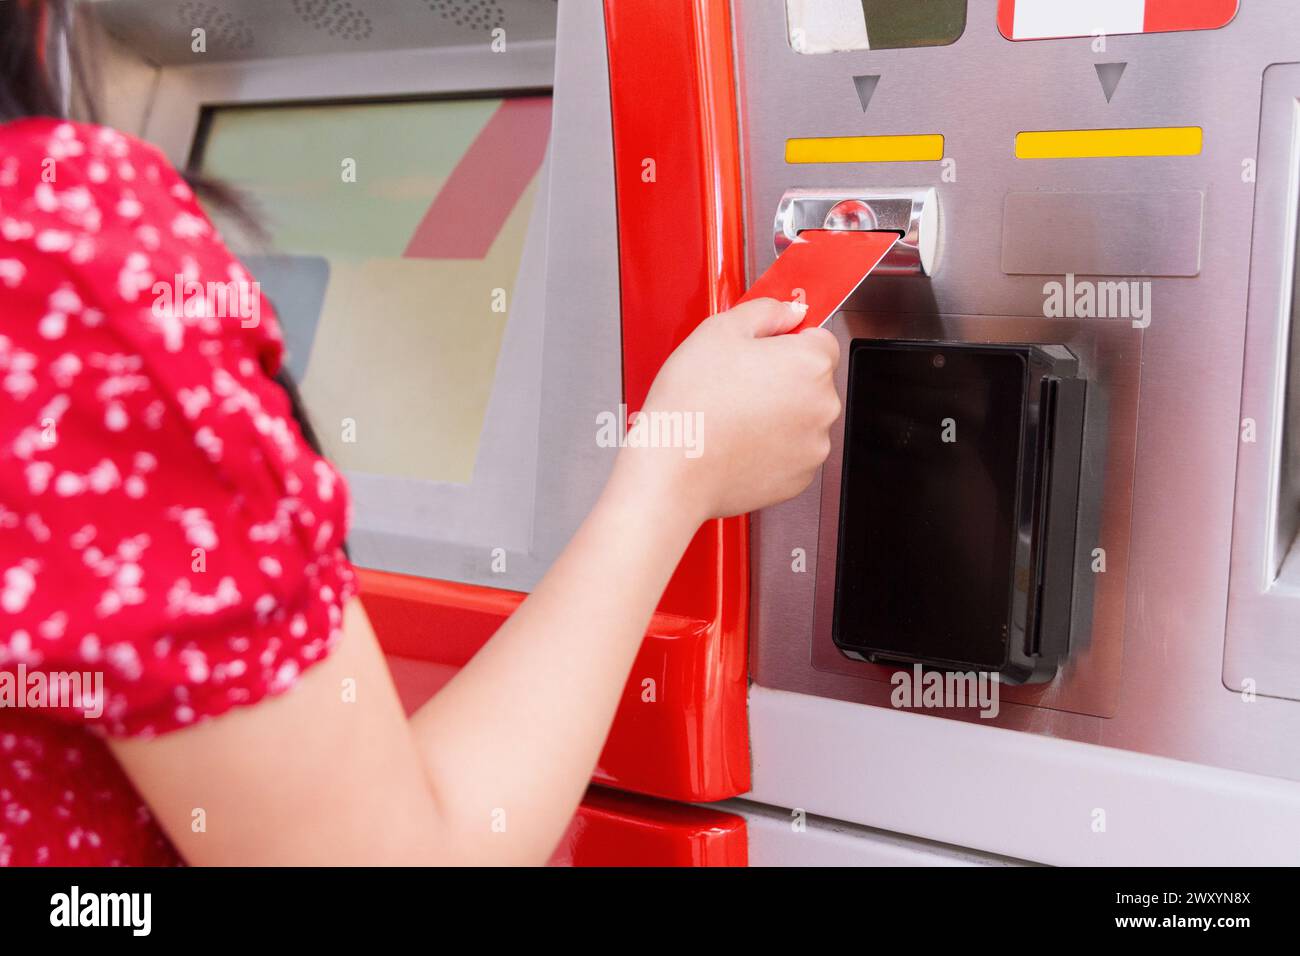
left=834, top=342, right=1027, bottom=669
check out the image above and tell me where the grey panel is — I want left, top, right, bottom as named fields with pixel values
left=1001, top=190, right=1203, bottom=277
left=804, top=314, right=1139, bottom=722
left=527, top=3, right=623, bottom=564
left=735, top=0, right=1300, bottom=785
left=746, top=685, right=1300, bottom=866
left=94, top=0, right=559, bottom=65
left=719, top=798, right=1028, bottom=867
left=1224, top=62, right=1300, bottom=702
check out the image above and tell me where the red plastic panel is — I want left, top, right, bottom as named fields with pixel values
left=384, top=654, right=460, bottom=716
left=600, top=0, right=751, bottom=800
left=549, top=787, right=747, bottom=867
left=359, top=567, right=522, bottom=668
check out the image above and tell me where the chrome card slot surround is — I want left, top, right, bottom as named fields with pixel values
left=774, top=187, right=938, bottom=276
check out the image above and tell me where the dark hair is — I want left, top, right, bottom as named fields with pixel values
left=1, top=1, right=61, bottom=119
left=1, top=0, right=96, bottom=123
left=1, top=0, right=327, bottom=459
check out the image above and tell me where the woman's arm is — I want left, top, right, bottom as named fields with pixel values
left=405, top=450, right=702, bottom=864
left=109, top=299, right=840, bottom=865
left=110, top=462, right=696, bottom=866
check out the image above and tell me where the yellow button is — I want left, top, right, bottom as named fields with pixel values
left=785, top=134, right=945, bottom=164
left=1015, top=126, right=1203, bottom=159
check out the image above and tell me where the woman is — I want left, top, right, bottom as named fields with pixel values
left=0, top=0, right=841, bottom=865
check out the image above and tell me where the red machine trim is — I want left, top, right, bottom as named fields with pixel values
left=600, top=0, right=752, bottom=799
left=550, top=787, right=748, bottom=867
left=359, top=568, right=524, bottom=667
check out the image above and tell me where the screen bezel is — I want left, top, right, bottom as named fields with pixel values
left=185, top=87, right=552, bottom=173
left=187, top=88, right=555, bottom=490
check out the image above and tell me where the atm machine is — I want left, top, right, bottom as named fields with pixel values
left=91, top=0, right=1300, bottom=865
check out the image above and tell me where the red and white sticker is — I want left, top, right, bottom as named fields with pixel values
left=739, top=230, right=897, bottom=335
left=997, top=0, right=1238, bottom=41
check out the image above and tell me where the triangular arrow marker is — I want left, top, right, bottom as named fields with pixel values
left=852, top=74, right=881, bottom=112
left=1095, top=62, right=1127, bottom=103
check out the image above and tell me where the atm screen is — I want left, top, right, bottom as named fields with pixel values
left=193, top=94, right=552, bottom=485
left=833, top=342, right=1026, bottom=670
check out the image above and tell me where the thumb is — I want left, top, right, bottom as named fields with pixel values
left=726, top=297, right=809, bottom=338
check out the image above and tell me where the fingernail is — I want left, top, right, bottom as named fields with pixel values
left=788, top=300, right=809, bottom=316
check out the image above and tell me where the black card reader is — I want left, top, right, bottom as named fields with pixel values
left=831, top=340, right=1087, bottom=684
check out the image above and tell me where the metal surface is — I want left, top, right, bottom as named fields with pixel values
left=1224, top=62, right=1300, bottom=702
left=774, top=186, right=938, bottom=275
left=719, top=798, right=1026, bottom=867
left=736, top=0, right=1300, bottom=783
left=93, top=0, right=558, bottom=64
left=1001, top=189, right=1204, bottom=277
left=806, top=314, right=1138, bottom=720
left=747, top=684, right=1300, bottom=866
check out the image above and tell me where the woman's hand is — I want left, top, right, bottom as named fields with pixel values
left=614, top=297, right=842, bottom=525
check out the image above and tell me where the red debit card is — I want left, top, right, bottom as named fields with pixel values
left=738, top=229, right=897, bottom=334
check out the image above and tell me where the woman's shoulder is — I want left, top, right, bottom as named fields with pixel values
left=1, top=116, right=180, bottom=185
left=0, top=115, right=216, bottom=263
left=0, top=116, right=279, bottom=367
left=0, top=117, right=197, bottom=224
left=0, top=116, right=302, bottom=527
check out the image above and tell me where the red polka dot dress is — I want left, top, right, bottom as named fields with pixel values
left=0, top=118, right=357, bottom=865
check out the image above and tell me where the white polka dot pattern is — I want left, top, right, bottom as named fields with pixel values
left=0, top=119, right=358, bottom=866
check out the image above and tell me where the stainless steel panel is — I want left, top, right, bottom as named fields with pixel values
left=736, top=0, right=1300, bottom=781
left=1224, top=62, right=1300, bottom=702
left=1001, top=190, right=1204, bottom=277
left=746, top=684, right=1300, bottom=865
left=805, top=313, right=1139, bottom=720
left=719, top=797, right=1028, bottom=867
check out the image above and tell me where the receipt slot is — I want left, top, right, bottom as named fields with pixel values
left=832, top=341, right=1087, bottom=684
